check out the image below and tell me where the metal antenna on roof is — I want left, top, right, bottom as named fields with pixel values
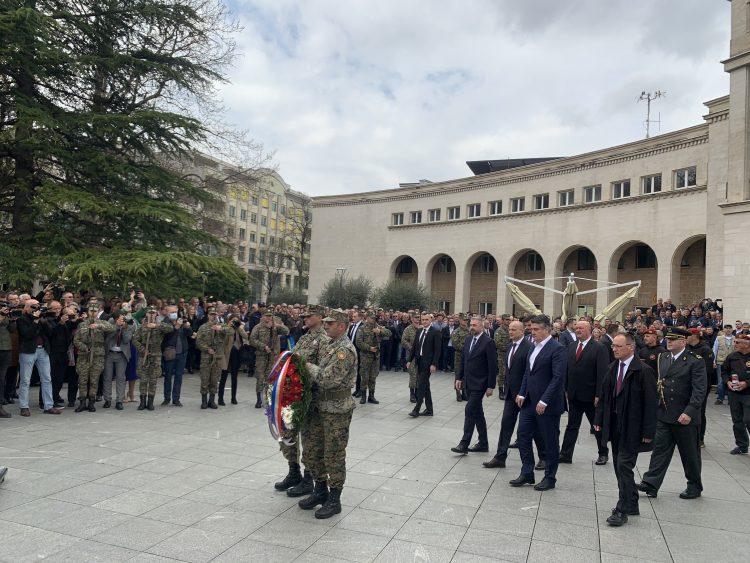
left=638, top=91, right=665, bottom=139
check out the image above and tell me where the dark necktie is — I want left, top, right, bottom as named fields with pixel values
left=116, top=329, right=122, bottom=346
left=419, top=329, right=427, bottom=355
left=575, top=342, right=583, bottom=362
left=616, top=361, right=626, bottom=395
left=469, top=335, right=478, bottom=354
left=508, top=342, right=517, bottom=368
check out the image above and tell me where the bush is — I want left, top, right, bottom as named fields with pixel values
left=319, top=274, right=373, bottom=308
left=268, top=287, right=308, bottom=305
left=373, top=280, right=434, bottom=311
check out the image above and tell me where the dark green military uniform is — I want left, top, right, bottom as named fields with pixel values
left=493, top=322, right=509, bottom=391
left=401, top=321, right=418, bottom=393
left=195, top=315, right=232, bottom=396
left=354, top=317, right=391, bottom=399
left=450, top=321, right=469, bottom=401
left=250, top=314, right=289, bottom=397
left=132, top=315, right=174, bottom=399
left=73, top=313, right=115, bottom=405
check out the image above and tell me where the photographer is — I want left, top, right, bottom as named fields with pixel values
left=15, top=299, right=62, bottom=416
left=161, top=305, right=192, bottom=407
left=41, top=301, right=71, bottom=410
left=0, top=302, right=14, bottom=418
left=218, top=314, right=248, bottom=406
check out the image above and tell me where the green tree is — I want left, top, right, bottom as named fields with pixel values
left=268, top=286, right=307, bottom=305
left=0, top=0, right=253, bottom=293
left=319, top=274, right=373, bottom=309
left=373, top=280, right=434, bottom=311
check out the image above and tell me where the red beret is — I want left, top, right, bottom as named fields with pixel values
left=689, top=328, right=702, bottom=335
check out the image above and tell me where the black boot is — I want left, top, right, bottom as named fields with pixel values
left=409, top=389, right=416, bottom=403
left=274, top=463, right=302, bottom=491
left=201, top=394, right=208, bottom=409
left=255, top=393, right=262, bottom=408
left=359, top=393, right=366, bottom=404
left=315, top=487, right=342, bottom=519
left=456, top=389, right=462, bottom=402
left=146, top=395, right=155, bottom=411
left=287, top=470, right=314, bottom=497
left=161, top=398, right=170, bottom=406
left=137, top=395, right=146, bottom=411
left=87, top=397, right=96, bottom=412
left=367, top=392, right=379, bottom=404
left=103, top=400, right=111, bottom=409
left=75, top=398, right=88, bottom=413
left=208, top=394, right=218, bottom=409
left=298, top=480, right=328, bottom=510
left=218, top=392, right=225, bottom=406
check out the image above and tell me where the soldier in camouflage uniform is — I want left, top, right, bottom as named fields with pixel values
left=354, top=311, right=391, bottom=404
left=451, top=314, right=470, bottom=402
left=73, top=304, right=116, bottom=413
left=494, top=314, right=511, bottom=397
left=401, top=314, right=420, bottom=403
left=195, top=307, right=232, bottom=410
left=275, top=305, right=330, bottom=497
left=132, top=306, right=174, bottom=411
left=249, top=311, right=289, bottom=408
left=299, top=309, right=357, bottom=519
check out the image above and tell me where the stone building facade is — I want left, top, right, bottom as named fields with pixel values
left=308, top=2, right=750, bottom=321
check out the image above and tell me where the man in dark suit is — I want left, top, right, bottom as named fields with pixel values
left=560, top=319, right=610, bottom=465
left=559, top=318, right=577, bottom=348
left=602, top=324, right=618, bottom=363
left=483, top=320, right=546, bottom=469
left=407, top=313, right=441, bottom=417
left=595, top=332, right=657, bottom=527
left=510, top=315, right=567, bottom=491
left=348, top=310, right=364, bottom=398
left=638, top=327, right=706, bottom=500
left=451, top=316, right=498, bottom=454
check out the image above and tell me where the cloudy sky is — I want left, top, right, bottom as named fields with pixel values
left=219, top=0, right=730, bottom=196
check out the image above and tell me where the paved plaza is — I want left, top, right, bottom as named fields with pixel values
left=0, top=370, right=748, bottom=563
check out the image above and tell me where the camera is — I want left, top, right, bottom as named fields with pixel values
left=232, top=319, right=241, bottom=328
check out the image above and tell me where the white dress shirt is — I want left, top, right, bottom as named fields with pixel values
left=529, top=334, right=553, bottom=370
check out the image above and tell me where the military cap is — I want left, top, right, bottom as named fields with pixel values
left=735, top=332, right=750, bottom=343
left=145, top=305, right=158, bottom=313
left=501, top=314, right=511, bottom=320
left=688, top=327, right=703, bottom=337
left=262, top=310, right=273, bottom=317
left=304, top=305, right=326, bottom=317
left=665, top=327, right=690, bottom=339
left=206, top=306, right=217, bottom=315
left=87, top=302, right=100, bottom=312
left=323, top=309, right=349, bottom=323
left=257, top=302, right=266, bottom=307
left=643, top=327, right=657, bottom=335
left=458, top=313, right=466, bottom=320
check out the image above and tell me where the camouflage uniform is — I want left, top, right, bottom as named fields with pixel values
left=494, top=324, right=510, bottom=390
left=451, top=325, right=470, bottom=379
left=401, top=323, right=418, bottom=390
left=249, top=318, right=289, bottom=396
left=195, top=320, right=232, bottom=394
left=73, top=318, right=116, bottom=399
left=133, top=321, right=173, bottom=396
left=302, top=333, right=357, bottom=488
left=354, top=321, right=391, bottom=396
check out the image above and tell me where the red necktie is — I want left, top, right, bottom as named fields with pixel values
left=616, top=362, right=625, bottom=395
left=575, top=342, right=583, bottom=361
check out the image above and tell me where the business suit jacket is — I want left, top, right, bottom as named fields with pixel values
left=519, top=338, right=568, bottom=416
left=601, top=333, right=615, bottom=363
left=595, top=356, right=657, bottom=453
left=458, top=333, right=498, bottom=392
left=655, top=351, right=707, bottom=425
left=409, top=326, right=441, bottom=370
left=565, top=339, right=609, bottom=403
left=105, top=323, right=135, bottom=361
left=559, top=330, right=576, bottom=349
left=503, top=339, right=532, bottom=400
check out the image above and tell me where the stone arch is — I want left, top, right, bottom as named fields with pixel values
left=427, top=253, right=456, bottom=313
left=465, top=251, right=499, bottom=315
left=671, top=235, right=706, bottom=309
left=553, top=245, right=599, bottom=317
left=391, top=255, right=418, bottom=284
left=608, top=240, right=658, bottom=311
left=505, top=248, right=546, bottom=316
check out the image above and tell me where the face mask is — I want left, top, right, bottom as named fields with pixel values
left=168, top=312, right=178, bottom=320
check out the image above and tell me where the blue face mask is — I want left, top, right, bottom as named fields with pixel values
left=168, top=312, right=178, bottom=320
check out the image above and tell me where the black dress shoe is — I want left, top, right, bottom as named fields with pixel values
left=509, top=474, right=535, bottom=487
left=509, top=441, right=519, bottom=449
left=534, top=460, right=546, bottom=471
left=730, top=446, right=748, bottom=455
left=636, top=482, right=658, bottom=498
left=468, top=443, right=489, bottom=453
left=161, top=398, right=170, bottom=406
left=420, top=409, right=433, bottom=416
left=679, top=489, right=701, bottom=500
left=534, top=477, right=555, bottom=491
left=606, top=510, right=628, bottom=526
left=558, top=457, right=573, bottom=464
left=103, top=400, right=111, bottom=409
left=483, top=457, right=506, bottom=469
left=115, top=402, right=123, bottom=410
left=451, top=443, right=469, bottom=454
left=595, top=455, right=608, bottom=465
left=612, top=507, right=639, bottom=516
left=408, top=410, right=420, bottom=418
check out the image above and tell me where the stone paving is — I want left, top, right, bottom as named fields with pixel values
left=0, top=370, right=748, bottom=562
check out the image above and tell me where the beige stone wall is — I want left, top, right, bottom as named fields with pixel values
left=430, top=257, right=456, bottom=312
left=677, top=239, right=706, bottom=307
left=469, top=255, right=498, bottom=314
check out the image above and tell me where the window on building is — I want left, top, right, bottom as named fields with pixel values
left=396, top=258, right=414, bottom=274
left=617, top=255, right=625, bottom=270
left=675, top=166, right=697, bottom=189
left=642, top=174, right=662, bottom=194
left=478, top=302, right=493, bottom=315
left=467, top=203, right=481, bottom=218
left=260, top=235, right=266, bottom=245
left=250, top=212, right=257, bottom=224
left=228, top=205, right=236, bottom=217
left=527, top=251, right=543, bottom=272
left=479, top=254, right=495, bottom=273
left=286, top=274, right=292, bottom=286
left=438, top=301, right=451, bottom=313
left=261, top=216, right=267, bottom=227
left=392, top=212, right=404, bottom=226
left=511, top=197, right=525, bottom=213
left=437, top=256, right=453, bottom=273
left=280, top=204, right=286, bottom=215
left=489, top=200, right=502, bottom=215
left=249, top=232, right=256, bottom=242
left=558, top=190, right=574, bottom=207
left=272, top=201, right=277, bottom=212
left=240, top=208, right=247, bottom=220
left=270, top=218, right=277, bottom=230
left=226, top=227, right=235, bottom=238
left=258, top=249, right=266, bottom=264
left=262, top=197, right=268, bottom=208
left=584, top=185, right=602, bottom=203
left=635, top=245, right=656, bottom=269
left=237, top=246, right=245, bottom=261
left=410, top=211, right=422, bottom=224
left=533, top=194, right=549, bottom=210
left=447, top=206, right=460, bottom=220
left=248, top=248, right=256, bottom=263
left=268, top=252, right=275, bottom=267
left=270, top=236, right=275, bottom=245
left=251, top=195, right=259, bottom=206
left=239, top=228, right=246, bottom=239
left=577, top=248, right=596, bottom=270
left=428, top=209, right=441, bottom=222
left=612, top=180, right=631, bottom=199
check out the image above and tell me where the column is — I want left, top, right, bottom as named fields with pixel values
left=656, top=258, right=672, bottom=305
left=454, top=259, right=469, bottom=314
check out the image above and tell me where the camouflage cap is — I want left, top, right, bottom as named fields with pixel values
left=501, top=313, right=511, bottom=320
left=262, top=311, right=273, bottom=317
left=323, top=309, right=349, bottom=323
left=304, top=305, right=326, bottom=317
left=206, top=306, right=217, bottom=315
left=457, top=313, right=467, bottom=320
left=145, top=305, right=158, bottom=313
left=87, top=302, right=100, bottom=312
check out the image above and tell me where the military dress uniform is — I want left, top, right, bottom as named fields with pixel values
left=639, top=328, right=707, bottom=499
left=249, top=314, right=289, bottom=406
left=401, top=320, right=419, bottom=402
left=637, top=331, right=666, bottom=375
left=299, top=309, right=357, bottom=520
left=73, top=309, right=116, bottom=412
left=132, top=310, right=174, bottom=411
left=721, top=336, right=750, bottom=454
left=195, top=311, right=232, bottom=409
left=687, top=334, right=714, bottom=445
left=354, top=317, right=391, bottom=403
left=450, top=320, right=470, bottom=401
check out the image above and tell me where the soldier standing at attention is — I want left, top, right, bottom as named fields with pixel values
left=638, top=328, right=666, bottom=374
left=494, top=314, right=511, bottom=397
left=451, top=314, right=470, bottom=402
left=73, top=304, right=115, bottom=413
left=275, top=305, right=329, bottom=497
left=401, top=314, right=420, bottom=403
left=195, top=307, right=231, bottom=410
left=638, top=327, right=707, bottom=500
left=355, top=311, right=391, bottom=405
left=299, top=309, right=357, bottom=519
left=250, top=311, right=289, bottom=408
left=132, top=306, right=173, bottom=411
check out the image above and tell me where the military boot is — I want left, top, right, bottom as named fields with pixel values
left=87, top=397, right=96, bottom=412
left=274, top=462, right=302, bottom=491
left=287, top=470, right=314, bottom=497
left=208, top=394, right=218, bottom=409
left=75, top=398, right=88, bottom=413
left=137, top=395, right=147, bottom=411
left=255, top=393, right=262, bottom=408
left=367, top=392, right=379, bottom=404
left=315, top=487, right=342, bottom=519
left=359, top=393, right=366, bottom=404
left=409, top=389, right=417, bottom=403
left=201, top=394, right=208, bottom=409
left=146, top=395, right=155, bottom=411
left=298, top=480, right=328, bottom=510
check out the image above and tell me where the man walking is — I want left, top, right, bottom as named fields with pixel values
left=407, top=313, right=441, bottom=418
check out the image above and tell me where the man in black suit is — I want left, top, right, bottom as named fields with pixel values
left=602, top=324, right=618, bottom=363
left=560, top=320, right=610, bottom=465
left=595, top=333, right=657, bottom=527
left=348, top=310, right=364, bottom=398
left=559, top=318, right=577, bottom=348
left=483, top=320, right=546, bottom=469
left=451, top=316, right=498, bottom=454
left=510, top=315, right=567, bottom=491
left=407, top=313, right=441, bottom=417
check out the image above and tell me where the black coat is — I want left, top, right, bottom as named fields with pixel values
left=601, top=334, right=615, bottom=363
left=457, top=332, right=498, bottom=392
left=409, top=326, right=441, bottom=369
left=559, top=330, right=576, bottom=349
left=15, top=313, right=52, bottom=354
left=565, top=339, right=609, bottom=403
left=503, top=339, right=532, bottom=400
left=655, top=350, right=707, bottom=424
left=595, top=355, right=658, bottom=453
left=638, top=344, right=666, bottom=375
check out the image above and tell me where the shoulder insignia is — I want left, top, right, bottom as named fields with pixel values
left=337, top=350, right=346, bottom=360
left=694, top=354, right=701, bottom=359
left=745, top=360, right=750, bottom=368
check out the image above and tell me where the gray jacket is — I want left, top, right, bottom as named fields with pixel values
left=0, top=316, right=13, bottom=351
left=105, top=322, right=135, bottom=361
